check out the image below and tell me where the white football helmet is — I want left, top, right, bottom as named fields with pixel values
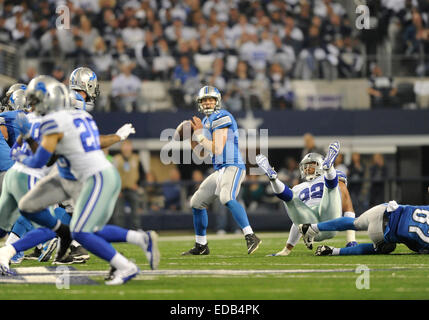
left=26, top=75, right=71, bottom=115
left=196, top=86, right=222, bottom=115
left=299, top=153, right=324, bottom=181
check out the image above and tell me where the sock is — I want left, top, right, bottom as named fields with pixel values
left=110, top=252, right=132, bottom=270
left=10, top=216, right=34, bottom=238
left=324, top=167, right=338, bottom=189
left=287, top=224, right=302, bottom=246
left=126, top=230, right=145, bottom=245
left=344, top=211, right=356, bottom=243
left=242, top=226, right=253, bottom=236
left=196, top=235, right=207, bottom=245
left=54, top=207, right=71, bottom=225
left=12, top=228, right=56, bottom=253
left=225, top=200, right=250, bottom=229
left=318, top=217, right=356, bottom=232
left=339, top=243, right=376, bottom=255
left=192, top=208, right=208, bottom=236
left=270, top=179, right=285, bottom=194
left=5, top=232, right=20, bottom=245
left=20, top=209, right=58, bottom=229
left=72, top=231, right=116, bottom=262
left=71, top=240, right=80, bottom=247
left=95, top=225, right=129, bottom=242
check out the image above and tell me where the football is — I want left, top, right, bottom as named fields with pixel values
left=173, top=120, right=193, bottom=141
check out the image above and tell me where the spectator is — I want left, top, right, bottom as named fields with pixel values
left=162, top=167, right=182, bottom=211
left=269, top=62, right=294, bottom=109
left=369, top=153, right=388, bottom=207
left=368, top=64, right=399, bottom=108
left=18, top=65, right=37, bottom=84
left=334, top=153, right=348, bottom=174
left=91, top=36, right=113, bottom=80
left=301, top=133, right=324, bottom=159
left=65, top=35, right=92, bottom=69
left=112, top=139, right=144, bottom=229
left=110, top=59, right=142, bottom=112
left=145, top=172, right=165, bottom=212
left=77, top=15, right=100, bottom=53
left=278, top=157, right=300, bottom=186
left=121, top=17, right=145, bottom=50
left=51, top=65, right=66, bottom=85
left=348, top=152, right=367, bottom=214
left=170, top=54, right=200, bottom=109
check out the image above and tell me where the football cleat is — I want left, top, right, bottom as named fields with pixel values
left=24, top=247, right=42, bottom=260
left=267, top=246, right=291, bottom=256
left=54, top=233, right=72, bottom=262
left=140, top=231, right=160, bottom=270
left=299, top=224, right=318, bottom=250
left=322, top=141, right=340, bottom=170
left=346, top=241, right=358, bottom=248
left=315, top=245, right=334, bottom=256
left=52, top=254, right=86, bottom=265
left=256, top=154, right=278, bottom=180
left=38, top=238, right=58, bottom=262
left=105, top=263, right=139, bottom=286
left=69, top=245, right=90, bottom=261
left=181, top=243, right=210, bottom=255
left=245, top=233, right=261, bottom=255
left=10, top=251, right=24, bottom=264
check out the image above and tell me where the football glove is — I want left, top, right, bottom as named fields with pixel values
left=115, top=123, right=135, bottom=141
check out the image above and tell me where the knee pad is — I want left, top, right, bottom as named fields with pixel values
left=190, top=193, right=204, bottom=210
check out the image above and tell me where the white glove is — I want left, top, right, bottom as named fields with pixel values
left=115, top=123, right=136, bottom=141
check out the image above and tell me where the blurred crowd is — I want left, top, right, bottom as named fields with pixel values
left=0, top=0, right=427, bottom=112
left=109, top=134, right=391, bottom=233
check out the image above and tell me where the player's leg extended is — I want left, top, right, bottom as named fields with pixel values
left=306, top=204, right=390, bottom=255
left=18, top=172, right=73, bottom=260
left=218, top=166, right=261, bottom=254
left=70, top=167, right=141, bottom=285
left=183, top=172, right=218, bottom=255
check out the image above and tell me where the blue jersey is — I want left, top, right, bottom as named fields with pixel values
left=202, top=110, right=245, bottom=171
left=0, top=135, right=13, bottom=171
left=384, top=205, right=429, bottom=253
left=0, top=110, right=25, bottom=147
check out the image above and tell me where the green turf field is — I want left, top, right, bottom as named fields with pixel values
left=1, top=231, right=429, bottom=300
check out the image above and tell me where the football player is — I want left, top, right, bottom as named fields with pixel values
left=300, top=200, right=429, bottom=256
left=182, top=86, right=261, bottom=256
left=0, top=76, right=159, bottom=284
left=1, top=83, right=27, bottom=112
left=68, top=67, right=99, bottom=112
left=256, top=141, right=357, bottom=256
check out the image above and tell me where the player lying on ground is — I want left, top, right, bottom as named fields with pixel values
left=300, top=200, right=429, bottom=255
left=256, top=141, right=357, bottom=256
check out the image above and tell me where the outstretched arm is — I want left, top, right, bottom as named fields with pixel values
left=100, top=123, right=135, bottom=148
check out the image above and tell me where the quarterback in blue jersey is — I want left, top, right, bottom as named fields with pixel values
left=182, top=86, right=261, bottom=255
left=300, top=200, right=429, bottom=255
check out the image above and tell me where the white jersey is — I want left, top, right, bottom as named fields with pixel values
left=39, top=109, right=111, bottom=181
left=11, top=112, right=52, bottom=179
left=291, top=170, right=347, bottom=208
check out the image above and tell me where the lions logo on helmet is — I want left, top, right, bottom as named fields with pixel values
left=8, top=89, right=30, bottom=111
left=26, top=75, right=71, bottom=115
left=1, top=83, right=27, bottom=109
left=196, top=86, right=222, bottom=115
left=299, top=153, right=324, bottom=181
left=69, top=67, right=100, bottom=104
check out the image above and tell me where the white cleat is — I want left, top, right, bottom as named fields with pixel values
left=105, top=262, right=139, bottom=285
left=0, top=245, right=16, bottom=276
left=299, top=224, right=318, bottom=250
left=322, top=141, right=340, bottom=170
left=256, top=154, right=278, bottom=180
left=139, top=230, right=160, bottom=270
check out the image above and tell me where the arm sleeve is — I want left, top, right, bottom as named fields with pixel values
left=22, top=145, right=53, bottom=168
left=211, top=115, right=232, bottom=131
